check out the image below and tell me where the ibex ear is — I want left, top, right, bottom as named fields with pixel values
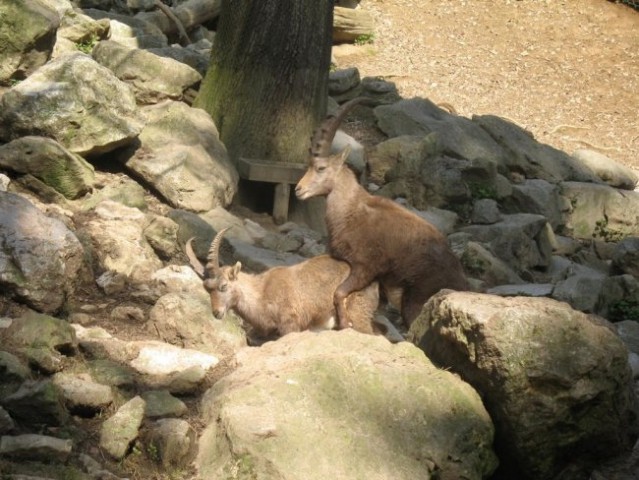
left=331, top=145, right=351, bottom=167
left=230, top=261, right=242, bottom=280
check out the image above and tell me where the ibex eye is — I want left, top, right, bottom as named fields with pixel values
left=316, top=166, right=326, bottom=172
left=219, top=285, right=227, bottom=292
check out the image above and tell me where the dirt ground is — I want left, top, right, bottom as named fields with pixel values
left=335, top=0, right=639, bottom=177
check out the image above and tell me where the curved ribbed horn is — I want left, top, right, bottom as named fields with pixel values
left=185, top=237, right=205, bottom=278
left=310, top=97, right=378, bottom=159
left=205, top=227, right=231, bottom=277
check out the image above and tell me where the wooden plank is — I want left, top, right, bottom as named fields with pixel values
left=237, top=157, right=307, bottom=184
left=273, top=183, right=291, bottom=225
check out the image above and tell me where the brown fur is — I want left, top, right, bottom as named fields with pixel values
left=296, top=105, right=468, bottom=329
left=187, top=238, right=381, bottom=339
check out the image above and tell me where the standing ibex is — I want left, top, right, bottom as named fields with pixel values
left=295, top=97, right=469, bottom=329
left=185, top=228, right=385, bottom=340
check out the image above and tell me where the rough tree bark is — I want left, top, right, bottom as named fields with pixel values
left=193, top=0, right=334, bottom=165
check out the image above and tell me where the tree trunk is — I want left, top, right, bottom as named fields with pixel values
left=194, top=0, right=334, bottom=166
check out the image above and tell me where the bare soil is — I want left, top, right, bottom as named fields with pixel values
left=335, top=0, right=639, bottom=176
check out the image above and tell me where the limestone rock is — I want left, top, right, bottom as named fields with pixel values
left=196, top=330, right=498, bottom=480
left=0, top=195, right=87, bottom=313
left=100, top=396, right=146, bottom=460
left=0, top=0, right=59, bottom=84
left=410, top=291, right=638, bottom=480
left=119, top=101, right=238, bottom=212
left=0, top=137, right=95, bottom=199
left=0, top=53, right=144, bottom=156
left=147, top=418, right=196, bottom=468
left=93, top=40, right=201, bottom=104
left=572, top=149, right=638, bottom=190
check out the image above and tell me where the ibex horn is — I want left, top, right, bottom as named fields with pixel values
left=205, top=227, right=231, bottom=277
left=310, top=97, right=378, bottom=158
left=185, top=237, right=205, bottom=278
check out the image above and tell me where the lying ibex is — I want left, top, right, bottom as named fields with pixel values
left=185, top=228, right=384, bottom=339
left=295, top=97, right=469, bottom=329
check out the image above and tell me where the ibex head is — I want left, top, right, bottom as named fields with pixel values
left=295, top=97, right=374, bottom=200
left=185, top=228, right=242, bottom=319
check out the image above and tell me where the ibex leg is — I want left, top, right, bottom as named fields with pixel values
left=333, top=269, right=375, bottom=330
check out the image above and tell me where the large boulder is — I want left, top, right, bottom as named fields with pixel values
left=460, top=213, right=553, bottom=274
left=118, top=101, right=238, bottom=212
left=196, top=330, right=498, bottom=480
left=409, top=291, right=639, bottom=480
left=0, top=192, right=87, bottom=313
left=0, top=0, right=60, bottom=85
left=92, top=40, right=201, bottom=104
left=374, top=98, right=506, bottom=168
left=0, top=136, right=95, bottom=199
left=475, top=115, right=601, bottom=184
left=0, top=53, right=144, bottom=156
left=80, top=200, right=163, bottom=287
left=560, top=181, right=639, bottom=240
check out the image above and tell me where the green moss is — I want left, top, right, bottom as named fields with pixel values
left=468, top=182, right=498, bottom=200
left=75, top=35, right=98, bottom=54
left=609, top=299, right=639, bottom=322
left=592, top=218, right=624, bottom=242
left=354, top=33, right=375, bottom=45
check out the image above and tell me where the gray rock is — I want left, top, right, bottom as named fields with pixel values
left=3, top=380, right=69, bottom=426
left=81, top=200, right=163, bottom=285
left=504, top=178, right=564, bottom=229
left=93, top=40, right=201, bottom=104
left=78, top=452, right=128, bottom=480
left=560, top=181, right=639, bottom=240
left=3, top=310, right=77, bottom=355
left=52, top=372, right=113, bottom=414
left=119, top=101, right=238, bottom=212
left=460, top=213, right=552, bottom=273
left=367, top=135, right=423, bottom=185
left=596, top=274, right=639, bottom=322
left=409, top=291, right=638, bottom=480
left=151, top=265, right=202, bottom=297
left=87, top=359, right=137, bottom=389
left=0, top=351, right=32, bottom=394
left=148, top=292, right=246, bottom=359
left=57, top=7, right=109, bottom=45
left=228, top=238, right=307, bottom=273
left=612, top=237, right=639, bottom=278
left=0, top=192, right=87, bottom=313
left=0, top=53, right=144, bottom=156
left=461, top=241, right=526, bottom=286
left=0, top=406, right=15, bottom=434
left=140, top=390, right=187, bottom=419
left=0, top=0, right=60, bottom=84
left=22, top=347, right=65, bottom=374
left=475, top=115, right=601, bottom=184
left=328, top=67, right=360, bottom=95
left=130, top=341, right=219, bottom=394
left=77, top=173, right=147, bottom=212
left=572, top=149, right=638, bottom=190
left=0, top=434, right=72, bottom=462
left=148, top=45, right=210, bottom=76
left=487, top=283, right=554, bottom=297
left=471, top=198, right=502, bottom=225
left=100, top=396, right=146, bottom=460
left=147, top=418, right=196, bottom=468
left=197, top=330, right=498, bottom=480
left=552, top=264, right=607, bottom=313
left=375, top=98, right=506, bottom=168
left=83, top=8, right=168, bottom=48
left=0, top=137, right=96, bottom=199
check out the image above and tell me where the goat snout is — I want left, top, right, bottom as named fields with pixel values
left=213, top=308, right=225, bottom=320
left=294, top=184, right=305, bottom=199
